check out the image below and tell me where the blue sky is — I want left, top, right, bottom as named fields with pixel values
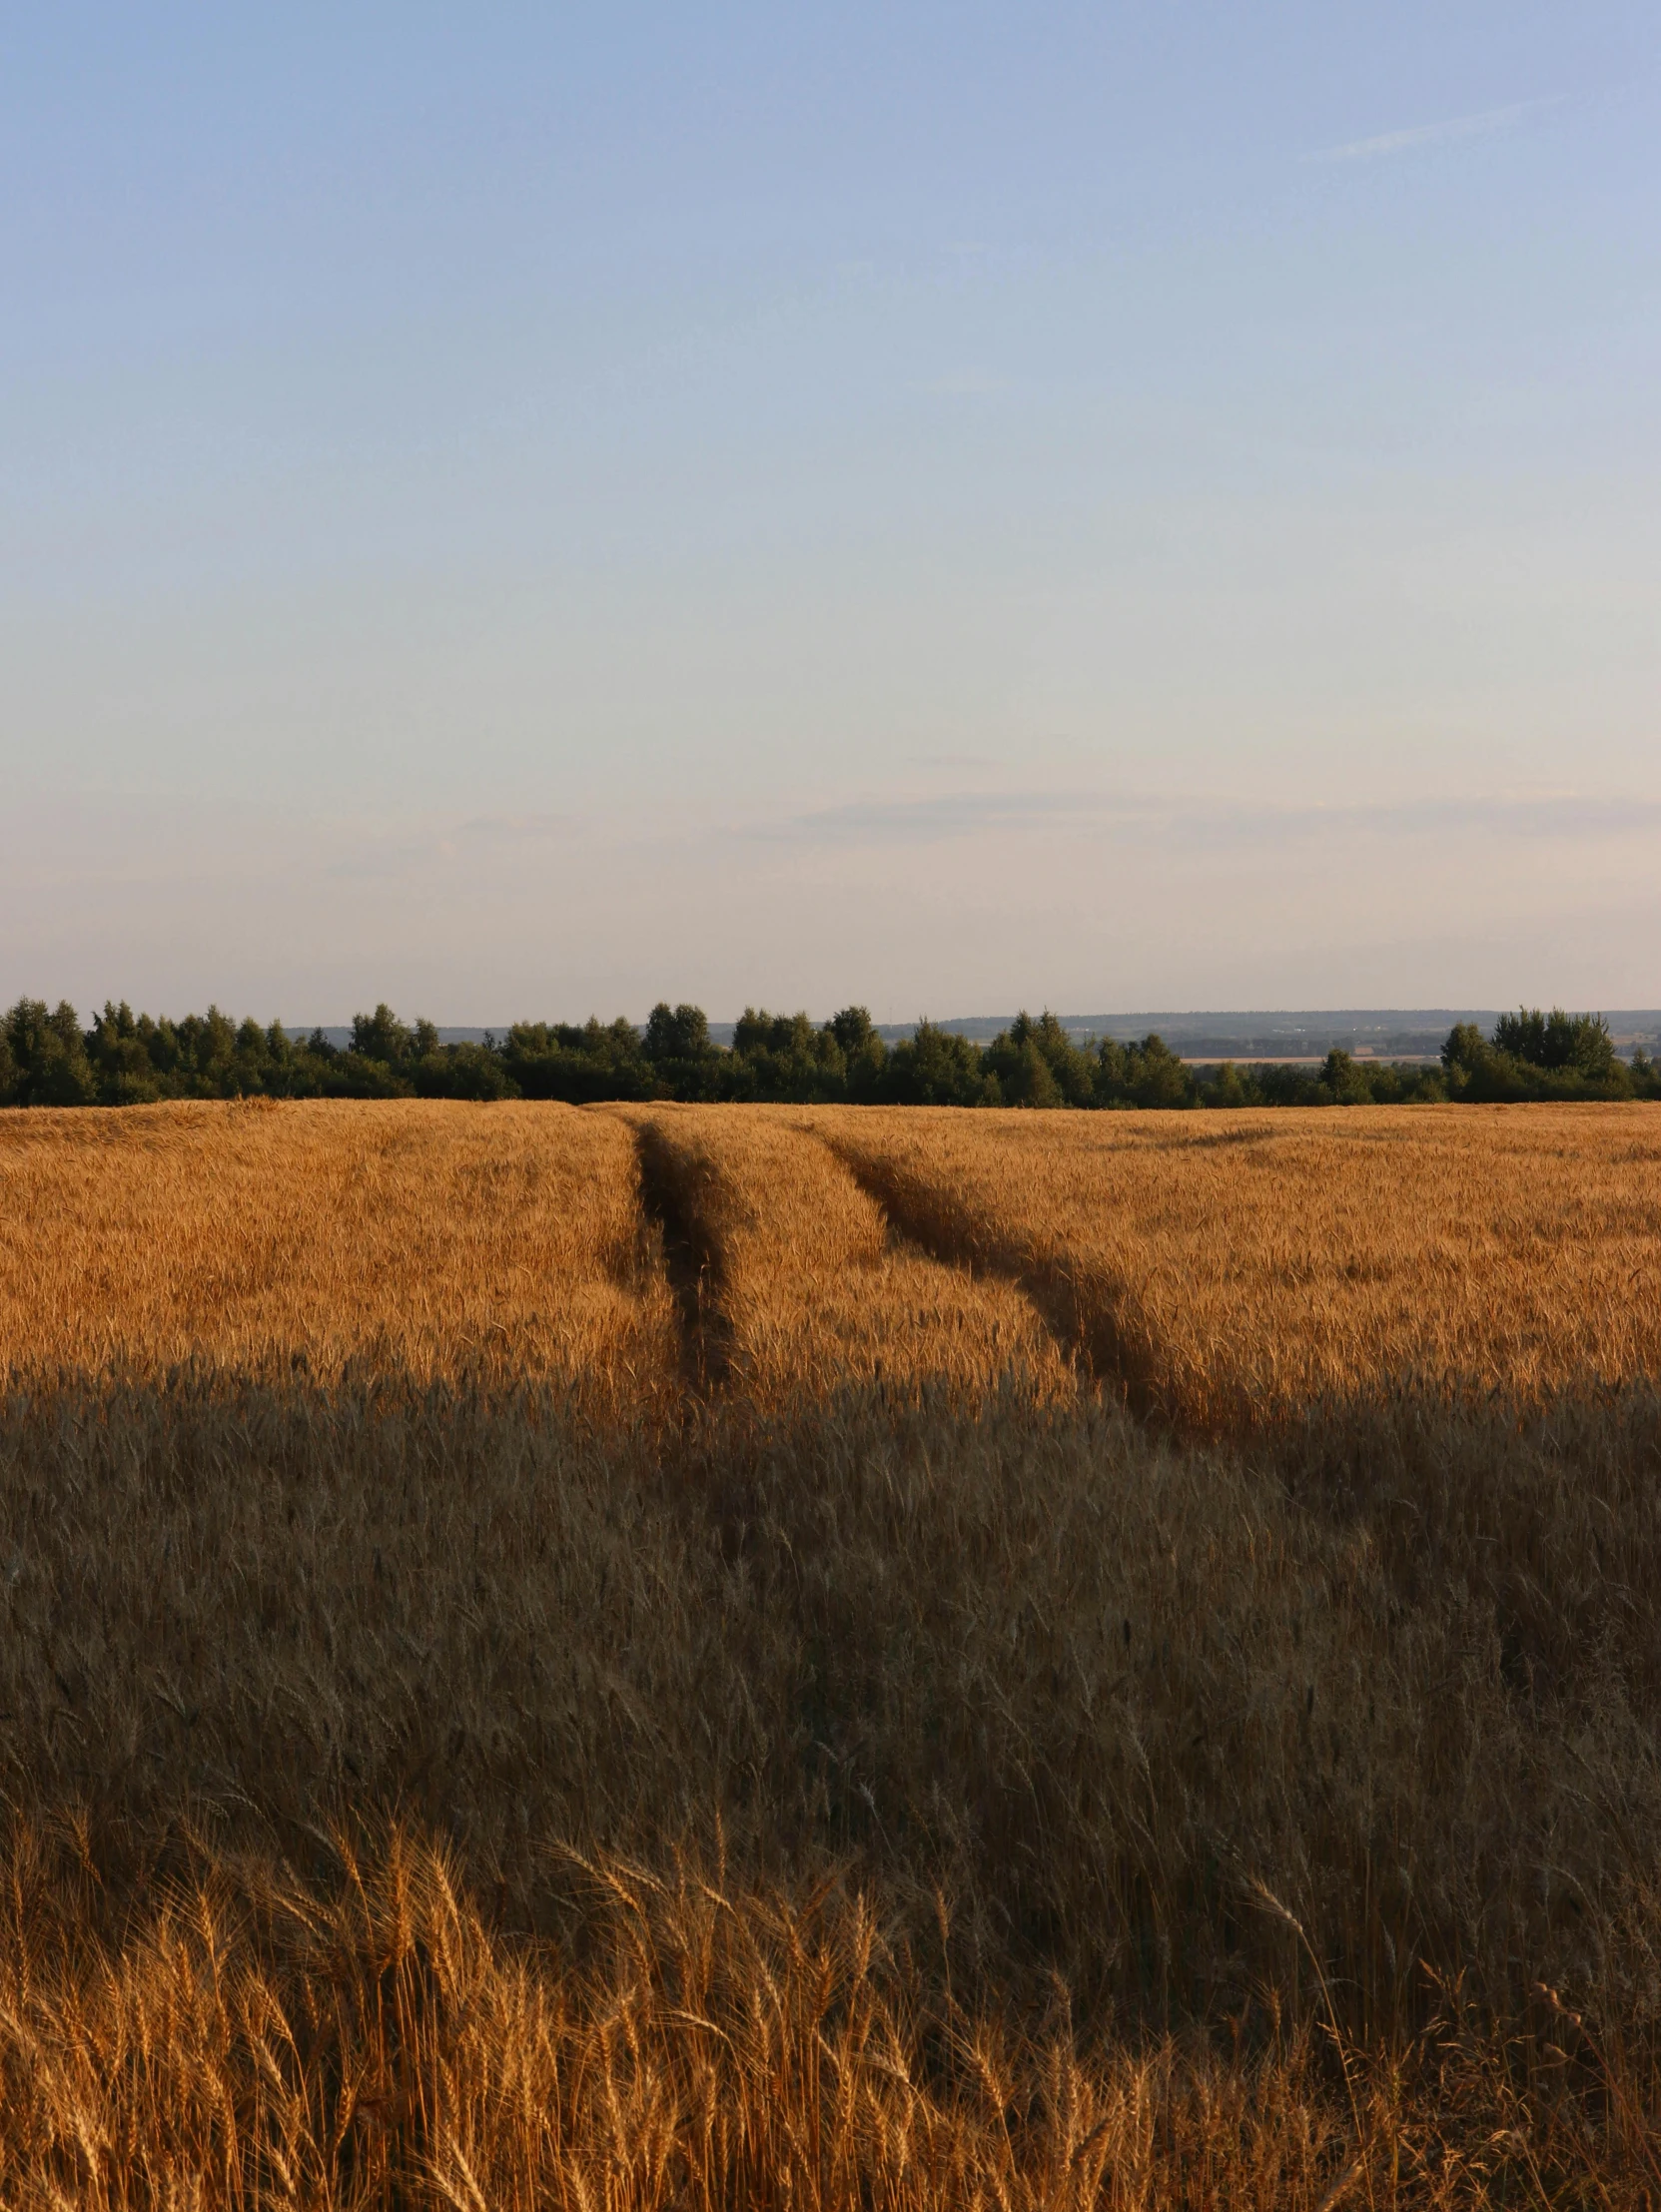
left=3, top=4, right=1658, bottom=1020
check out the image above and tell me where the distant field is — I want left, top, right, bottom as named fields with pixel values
left=3, top=1098, right=1661, bottom=2204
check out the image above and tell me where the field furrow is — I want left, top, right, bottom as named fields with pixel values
left=617, top=1105, right=1076, bottom=1404
left=807, top=1101, right=1661, bottom=1427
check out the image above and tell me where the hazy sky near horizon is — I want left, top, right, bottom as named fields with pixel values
left=4, top=4, right=1658, bottom=1021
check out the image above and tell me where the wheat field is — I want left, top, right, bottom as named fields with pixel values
left=622, top=1104, right=1074, bottom=1402
left=3, top=1096, right=1660, bottom=2205
left=10, top=1097, right=1659, bottom=1422
left=0, top=1099, right=677, bottom=1406
left=808, top=1102, right=1661, bottom=1428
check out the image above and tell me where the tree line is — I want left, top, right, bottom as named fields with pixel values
left=2, top=995, right=1655, bottom=1111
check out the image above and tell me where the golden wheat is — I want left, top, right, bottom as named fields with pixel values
left=6, top=1821, right=1648, bottom=2211
left=0, top=1100, right=677, bottom=1406
left=803, top=1101, right=1661, bottom=1426
left=5, top=1370, right=1659, bottom=2039
left=16, top=1097, right=1655, bottom=1426
left=4, top=1097, right=1661, bottom=2201
left=619, top=1105, right=1073, bottom=1403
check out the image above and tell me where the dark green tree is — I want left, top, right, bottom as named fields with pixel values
left=1319, top=1048, right=1374, bottom=1106
left=503, top=1018, right=654, bottom=1103
left=87, top=1002, right=163, bottom=1104
left=351, top=1005, right=415, bottom=1068
left=985, top=1013, right=1095, bottom=1107
left=2, top=1000, right=97, bottom=1106
left=642, top=1003, right=726, bottom=1100
left=1442, top=1024, right=1488, bottom=1079
left=1199, top=1060, right=1255, bottom=1107
left=826, top=1007, right=888, bottom=1101
left=880, top=1021, right=992, bottom=1106
left=417, top=1041, right=511, bottom=1101
left=1447, top=1011, right=1630, bottom=1101
left=730, top=1010, right=847, bottom=1103
left=644, top=1003, right=712, bottom=1063
left=1494, top=1007, right=1618, bottom=1082
left=1096, top=1033, right=1195, bottom=1109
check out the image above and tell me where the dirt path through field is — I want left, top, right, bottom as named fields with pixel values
left=800, top=1102, right=1661, bottom=1431
left=811, top=1124, right=1158, bottom=1412
left=628, top=1113, right=735, bottom=1395
left=612, top=1106, right=1076, bottom=1406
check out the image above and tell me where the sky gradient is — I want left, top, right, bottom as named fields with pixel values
left=4, top=4, right=1658, bottom=1021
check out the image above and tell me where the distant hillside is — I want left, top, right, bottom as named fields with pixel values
left=297, top=1011, right=1661, bottom=1064
left=873, top=1010, right=1661, bottom=1063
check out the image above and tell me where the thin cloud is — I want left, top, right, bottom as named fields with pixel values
left=321, top=811, right=576, bottom=879
left=772, top=791, right=1132, bottom=842
left=451, top=812, right=574, bottom=846
left=761, top=787, right=1661, bottom=850
left=1307, top=99, right=1553, bottom=164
